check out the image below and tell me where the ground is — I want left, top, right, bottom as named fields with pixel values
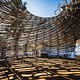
left=0, top=57, right=80, bottom=80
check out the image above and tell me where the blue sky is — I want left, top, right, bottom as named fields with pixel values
left=22, top=0, right=71, bottom=17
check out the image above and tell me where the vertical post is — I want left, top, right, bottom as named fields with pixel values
left=54, top=19, right=60, bottom=56
left=14, top=42, right=18, bottom=59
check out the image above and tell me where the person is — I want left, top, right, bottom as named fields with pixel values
left=35, top=50, right=39, bottom=57
left=1, top=45, right=6, bottom=58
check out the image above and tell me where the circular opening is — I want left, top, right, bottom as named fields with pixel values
left=22, top=0, right=71, bottom=17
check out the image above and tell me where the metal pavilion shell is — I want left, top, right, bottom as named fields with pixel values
left=0, top=0, right=80, bottom=57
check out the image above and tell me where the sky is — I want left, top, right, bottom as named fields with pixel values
left=22, top=0, right=71, bottom=17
